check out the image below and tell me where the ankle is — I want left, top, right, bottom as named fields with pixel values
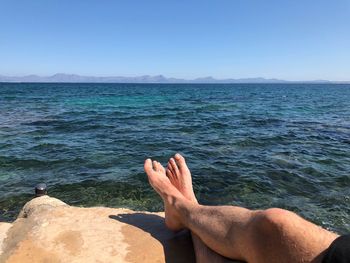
left=174, top=198, right=198, bottom=224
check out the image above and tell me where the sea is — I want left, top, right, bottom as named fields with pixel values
left=0, top=83, right=349, bottom=234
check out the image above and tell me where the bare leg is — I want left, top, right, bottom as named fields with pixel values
left=144, top=156, right=339, bottom=263
left=166, top=154, right=232, bottom=263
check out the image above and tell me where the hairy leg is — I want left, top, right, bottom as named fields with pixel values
left=166, top=154, right=232, bottom=263
left=175, top=203, right=338, bottom=263
left=145, top=157, right=339, bottom=263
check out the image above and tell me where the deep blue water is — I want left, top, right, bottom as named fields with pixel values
left=0, top=83, right=349, bottom=234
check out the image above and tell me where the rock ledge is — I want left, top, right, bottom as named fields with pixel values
left=0, top=196, right=194, bottom=263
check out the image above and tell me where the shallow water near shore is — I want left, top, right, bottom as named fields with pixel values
left=0, top=83, right=349, bottom=234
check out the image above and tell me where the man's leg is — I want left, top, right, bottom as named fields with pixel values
left=191, top=233, right=233, bottom=263
left=176, top=202, right=338, bottom=263
left=144, top=156, right=339, bottom=263
left=166, top=154, right=233, bottom=263
left=166, top=154, right=336, bottom=260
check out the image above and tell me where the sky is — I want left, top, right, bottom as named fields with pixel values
left=0, top=0, right=349, bottom=81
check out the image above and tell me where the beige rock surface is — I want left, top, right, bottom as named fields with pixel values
left=0, top=223, right=12, bottom=256
left=0, top=196, right=195, bottom=263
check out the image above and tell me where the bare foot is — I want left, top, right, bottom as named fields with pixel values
left=144, top=158, right=186, bottom=231
left=166, top=153, right=197, bottom=204
left=167, top=154, right=233, bottom=263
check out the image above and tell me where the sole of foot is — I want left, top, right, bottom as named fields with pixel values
left=144, top=158, right=185, bottom=231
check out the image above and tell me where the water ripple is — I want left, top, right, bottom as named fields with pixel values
left=0, top=83, right=349, bottom=233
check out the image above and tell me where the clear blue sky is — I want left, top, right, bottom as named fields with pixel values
left=1, top=0, right=349, bottom=80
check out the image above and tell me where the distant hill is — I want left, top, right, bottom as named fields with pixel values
left=0, top=73, right=347, bottom=83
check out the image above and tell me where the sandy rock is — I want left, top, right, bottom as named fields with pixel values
left=0, top=196, right=195, bottom=263
left=0, top=223, right=12, bottom=255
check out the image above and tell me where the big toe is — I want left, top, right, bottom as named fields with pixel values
left=144, top=159, right=154, bottom=174
left=174, top=153, right=189, bottom=171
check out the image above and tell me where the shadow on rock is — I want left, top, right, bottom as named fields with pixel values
left=109, top=213, right=195, bottom=263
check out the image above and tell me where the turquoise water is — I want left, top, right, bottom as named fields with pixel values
left=0, top=83, right=349, bottom=234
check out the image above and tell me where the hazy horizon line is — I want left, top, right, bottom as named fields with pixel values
left=0, top=73, right=349, bottom=84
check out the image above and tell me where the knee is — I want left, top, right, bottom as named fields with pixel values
left=251, top=208, right=297, bottom=235
left=261, top=208, right=295, bottom=224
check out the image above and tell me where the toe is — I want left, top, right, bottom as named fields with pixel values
left=175, top=153, right=188, bottom=171
left=175, top=153, right=185, bottom=163
left=153, top=160, right=159, bottom=171
left=157, top=161, right=166, bottom=173
left=166, top=168, right=173, bottom=179
left=167, top=162, right=174, bottom=174
left=170, top=158, right=180, bottom=175
left=175, top=153, right=184, bottom=160
left=144, top=159, right=153, bottom=174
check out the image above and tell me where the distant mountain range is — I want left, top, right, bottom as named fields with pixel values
left=0, top=73, right=348, bottom=83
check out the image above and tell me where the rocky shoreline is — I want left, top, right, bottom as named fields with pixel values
left=0, top=196, right=195, bottom=263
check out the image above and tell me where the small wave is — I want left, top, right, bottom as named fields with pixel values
left=243, top=117, right=285, bottom=127
left=0, top=155, right=85, bottom=169
left=30, top=143, right=67, bottom=150
left=25, top=119, right=64, bottom=126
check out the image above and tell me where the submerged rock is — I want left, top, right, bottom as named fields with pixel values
left=0, top=196, right=195, bottom=263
